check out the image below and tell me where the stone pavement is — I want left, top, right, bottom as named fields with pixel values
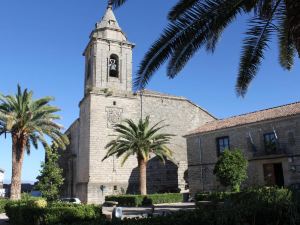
left=102, top=202, right=195, bottom=219
left=0, top=214, right=8, bottom=225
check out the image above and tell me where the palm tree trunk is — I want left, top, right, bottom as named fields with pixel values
left=286, top=0, right=300, bottom=57
left=138, top=158, right=147, bottom=195
left=10, top=134, right=26, bottom=200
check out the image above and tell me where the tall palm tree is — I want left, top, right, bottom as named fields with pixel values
left=0, top=85, right=69, bottom=200
left=111, top=0, right=300, bottom=96
left=102, top=116, right=173, bottom=195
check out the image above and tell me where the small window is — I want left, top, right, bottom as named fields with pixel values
left=86, top=58, right=92, bottom=80
left=113, top=185, right=118, bottom=191
left=109, top=54, right=119, bottom=78
left=216, top=136, right=230, bottom=155
left=264, top=132, right=277, bottom=153
left=113, top=101, right=116, bottom=106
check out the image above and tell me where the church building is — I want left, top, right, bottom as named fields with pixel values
left=59, top=4, right=215, bottom=204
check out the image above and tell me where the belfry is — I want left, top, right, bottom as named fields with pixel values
left=83, top=3, right=134, bottom=95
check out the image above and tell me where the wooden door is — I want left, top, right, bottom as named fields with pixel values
left=263, top=164, right=276, bottom=186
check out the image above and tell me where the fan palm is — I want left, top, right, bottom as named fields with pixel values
left=102, top=116, right=173, bottom=195
left=0, top=85, right=69, bottom=200
left=111, top=0, right=300, bottom=96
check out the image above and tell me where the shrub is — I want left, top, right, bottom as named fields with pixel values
left=5, top=200, right=44, bottom=225
left=196, top=187, right=298, bottom=225
left=0, top=198, right=9, bottom=213
left=21, top=188, right=299, bottom=225
left=5, top=200, right=102, bottom=225
left=44, top=204, right=102, bottom=225
left=105, top=193, right=183, bottom=207
left=213, top=149, right=248, bottom=192
left=195, top=191, right=235, bottom=202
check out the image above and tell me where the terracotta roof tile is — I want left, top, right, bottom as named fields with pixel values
left=188, top=101, right=300, bottom=136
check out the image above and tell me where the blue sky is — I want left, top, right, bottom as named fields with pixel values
left=0, top=0, right=299, bottom=183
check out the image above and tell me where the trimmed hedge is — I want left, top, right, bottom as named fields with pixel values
left=195, top=187, right=292, bottom=203
left=195, top=191, right=234, bottom=202
left=105, top=193, right=183, bottom=207
left=5, top=188, right=300, bottom=225
left=195, top=187, right=299, bottom=225
left=59, top=188, right=300, bottom=225
left=5, top=200, right=102, bottom=225
left=0, top=198, right=9, bottom=213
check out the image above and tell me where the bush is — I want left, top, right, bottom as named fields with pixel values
left=105, top=193, right=183, bottom=207
left=214, top=149, right=248, bottom=192
left=0, top=198, right=9, bottom=213
left=196, top=187, right=298, bottom=225
left=44, top=204, right=102, bottom=225
left=25, top=188, right=300, bottom=225
left=5, top=200, right=102, bottom=225
left=195, top=191, right=235, bottom=202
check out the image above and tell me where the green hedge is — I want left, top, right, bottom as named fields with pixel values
left=5, top=200, right=102, bottom=225
left=105, top=193, right=183, bottom=207
left=0, top=198, right=9, bottom=213
left=195, top=187, right=291, bottom=203
left=5, top=188, right=299, bottom=225
left=195, top=191, right=235, bottom=202
left=60, top=188, right=299, bottom=225
left=196, top=187, right=298, bottom=225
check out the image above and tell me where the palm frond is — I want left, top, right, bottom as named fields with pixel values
left=277, top=2, right=295, bottom=70
left=236, top=0, right=281, bottom=96
left=134, top=0, right=248, bottom=90
left=103, top=116, right=173, bottom=166
left=0, top=85, right=68, bottom=153
left=168, top=0, right=199, bottom=21
left=167, top=0, right=247, bottom=77
left=254, top=0, right=278, bottom=19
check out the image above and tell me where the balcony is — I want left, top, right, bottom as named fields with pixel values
left=252, top=143, right=288, bottom=158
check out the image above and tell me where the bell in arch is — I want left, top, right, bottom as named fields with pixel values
left=109, top=54, right=119, bottom=78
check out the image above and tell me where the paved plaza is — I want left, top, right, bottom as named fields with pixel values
left=102, top=202, right=196, bottom=219
left=0, top=214, right=8, bottom=225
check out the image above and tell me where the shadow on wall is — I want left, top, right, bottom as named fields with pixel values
left=127, top=156, right=179, bottom=194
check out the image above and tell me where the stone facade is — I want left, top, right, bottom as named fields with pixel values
left=186, top=103, right=300, bottom=196
left=59, top=5, right=215, bottom=204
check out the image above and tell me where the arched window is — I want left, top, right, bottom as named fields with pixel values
left=109, top=54, right=119, bottom=78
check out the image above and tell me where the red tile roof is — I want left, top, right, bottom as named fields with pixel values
left=187, top=102, right=300, bottom=136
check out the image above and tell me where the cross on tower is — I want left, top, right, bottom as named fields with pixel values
left=108, top=0, right=113, bottom=8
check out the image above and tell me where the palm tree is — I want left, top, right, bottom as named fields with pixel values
left=102, top=116, right=173, bottom=195
left=111, top=0, right=300, bottom=96
left=0, top=85, right=69, bottom=200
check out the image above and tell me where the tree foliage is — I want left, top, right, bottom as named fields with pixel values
left=111, top=0, right=300, bottom=96
left=102, top=116, right=174, bottom=194
left=0, top=85, right=69, bottom=200
left=36, top=146, right=64, bottom=201
left=213, top=149, right=248, bottom=192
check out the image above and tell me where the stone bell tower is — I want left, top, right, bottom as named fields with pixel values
left=76, top=3, right=138, bottom=203
left=83, top=3, right=135, bottom=95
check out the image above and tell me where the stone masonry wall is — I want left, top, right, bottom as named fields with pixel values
left=68, top=90, right=215, bottom=204
left=187, top=115, right=300, bottom=196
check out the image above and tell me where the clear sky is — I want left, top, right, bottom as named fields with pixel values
left=0, top=0, right=299, bottom=183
